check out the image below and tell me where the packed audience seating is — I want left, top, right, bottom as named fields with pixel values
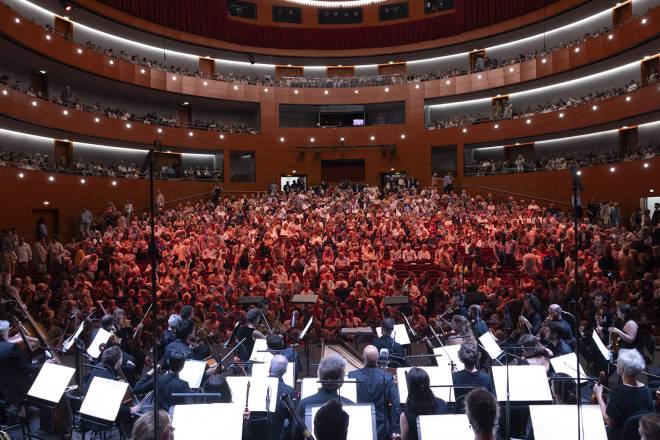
left=465, top=143, right=660, bottom=176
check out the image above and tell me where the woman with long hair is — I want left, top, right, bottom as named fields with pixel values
left=400, top=367, right=448, bottom=440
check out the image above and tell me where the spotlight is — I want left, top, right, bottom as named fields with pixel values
left=384, top=87, right=389, bottom=92
left=310, top=137, right=315, bottom=143
left=526, top=119, right=531, bottom=124
left=233, top=85, right=239, bottom=90
left=280, top=137, right=285, bottom=142
left=172, top=76, right=177, bottom=81
left=541, top=59, right=547, bottom=64
left=31, top=100, right=38, bottom=107
left=77, top=48, right=83, bottom=54
left=574, top=47, right=580, bottom=53
left=370, top=135, right=375, bottom=141
left=109, top=59, right=114, bottom=65
left=608, top=34, right=613, bottom=40
left=112, top=180, right=117, bottom=186
left=400, top=134, right=406, bottom=139
left=477, top=74, right=482, bottom=79
left=18, top=172, right=24, bottom=178
left=576, top=170, right=582, bottom=176
left=462, top=128, right=467, bottom=133
left=14, top=17, right=20, bottom=24
left=641, top=18, right=647, bottom=24
left=80, top=178, right=86, bottom=184
left=324, top=90, right=329, bottom=95
left=157, top=128, right=163, bottom=133
left=625, top=96, right=631, bottom=102
left=509, top=67, right=515, bottom=72
left=62, top=110, right=69, bottom=115
left=609, top=167, right=615, bottom=172
left=45, top=34, right=51, bottom=40
left=188, top=131, right=194, bottom=137
left=415, top=84, right=419, bottom=89
left=220, top=134, right=225, bottom=139
left=354, top=90, right=359, bottom=94
left=43, top=201, right=50, bottom=206
left=494, top=124, right=499, bottom=129
left=140, top=68, right=146, bottom=74
left=48, top=176, right=55, bottom=182
left=203, top=81, right=208, bottom=86
left=559, top=113, right=565, bottom=118
left=643, top=163, right=649, bottom=168
left=446, top=80, right=451, bottom=85
left=264, top=88, right=269, bottom=92
left=592, top=105, right=598, bottom=111
left=61, top=0, right=73, bottom=11
left=94, top=117, right=100, bottom=123
left=125, top=123, right=132, bottom=128
left=2, top=90, right=8, bottom=96
left=340, top=137, right=345, bottom=142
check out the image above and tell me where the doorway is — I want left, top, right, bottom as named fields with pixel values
left=281, top=175, right=307, bottom=191
left=31, top=209, right=59, bottom=239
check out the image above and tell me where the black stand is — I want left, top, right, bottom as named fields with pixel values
left=571, top=164, right=584, bottom=440
left=141, top=140, right=161, bottom=440
left=504, top=304, right=512, bottom=440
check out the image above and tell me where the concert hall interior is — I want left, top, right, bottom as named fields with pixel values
left=0, top=0, right=660, bottom=439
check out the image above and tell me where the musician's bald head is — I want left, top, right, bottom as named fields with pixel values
left=363, top=345, right=379, bottom=367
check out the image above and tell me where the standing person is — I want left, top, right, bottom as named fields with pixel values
left=443, top=171, right=454, bottom=193
left=400, top=367, right=448, bottom=440
left=451, top=343, right=495, bottom=413
left=236, top=309, right=266, bottom=361
left=14, top=237, right=31, bottom=275
left=32, top=237, right=47, bottom=274
left=35, top=217, right=48, bottom=240
left=124, top=200, right=134, bottom=221
left=348, top=345, right=400, bottom=440
left=80, top=206, right=93, bottom=237
left=0, top=244, right=16, bottom=287
left=211, top=184, right=222, bottom=205
left=155, top=189, right=165, bottom=212
left=372, top=318, right=405, bottom=367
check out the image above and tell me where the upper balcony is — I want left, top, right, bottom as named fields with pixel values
left=2, top=0, right=658, bottom=104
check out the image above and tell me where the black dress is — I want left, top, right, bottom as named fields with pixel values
left=403, top=398, right=448, bottom=440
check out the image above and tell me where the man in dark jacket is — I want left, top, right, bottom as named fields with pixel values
left=263, top=354, right=296, bottom=440
left=134, top=349, right=191, bottom=411
left=348, top=345, right=400, bottom=440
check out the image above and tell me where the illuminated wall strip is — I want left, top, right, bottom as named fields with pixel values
left=428, top=59, right=642, bottom=109
left=473, top=119, right=660, bottom=150
left=282, top=0, right=386, bottom=7
left=9, top=0, right=618, bottom=69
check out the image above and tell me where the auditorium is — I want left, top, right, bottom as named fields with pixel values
left=0, top=0, right=659, bottom=438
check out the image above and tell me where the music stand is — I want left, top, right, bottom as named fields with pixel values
left=63, top=320, right=85, bottom=353
left=305, top=404, right=376, bottom=440
left=376, top=324, right=411, bottom=346
left=250, top=339, right=270, bottom=362
left=28, top=362, right=76, bottom=405
left=300, top=377, right=357, bottom=402
left=433, top=345, right=464, bottom=371
left=382, top=296, right=409, bottom=306
left=478, top=331, right=504, bottom=361
left=178, top=360, right=207, bottom=389
left=396, top=365, right=455, bottom=403
left=79, top=377, right=128, bottom=433
left=226, top=376, right=278, bottom=412
left=529, top=405, right=607, bottom=440
left=591, top=330, right=611, bottom=363
left=86, top=328, right=111, bottom=360
left=550, top=353, right=589, bottom=384
left=492, top=365, right=552, bottom=403
left=172, top=403, right=243, bottom=440
left=300, top=316, right=314, bottom=376
left=251, top=361, right=296, bottom=388
left=418, top=414, right=473, bottom=440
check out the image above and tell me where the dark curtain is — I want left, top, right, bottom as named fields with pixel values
left=100, top=0, right=557, bottom=50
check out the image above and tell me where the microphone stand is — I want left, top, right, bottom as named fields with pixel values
left=504, top=304, right=512, bottom=440
left=266, top=385, right=272, bottom=440
left=571, top=164, right=584, bottom=440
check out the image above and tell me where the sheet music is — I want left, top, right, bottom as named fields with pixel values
left=492, top=365, right=552, bottom=402
left=250, top=361, right=295, bottom=388
left=418, top=414, right=473, bottom=440
left=86, top=328, right=111, bottom=359
left=28, top=362, right=76, bottom=403
left=179, top=360, right=207, bottom=389
left=529, top=405, right=607, bottom=440
left=299, top=317, right=314, bottom=340
left=479, top=331, right=503, bottom=360
left=376, top=324, right=411, bottom=345
left=549, top=353, right=588, bottom=384
left=63, top=320, right=85, bottom=352
left=309, top=404, right=375, bottom=440
left=249, top=339, right=270, bottom=362
left=433, top=345, right=465, bottom=371
left=226, top=376, right=278, bottom=412
left=172, top=404, right=243, bottom=440
left=591, top=330, right=611, bottom=362
left=79, top=377, right=128, bottom=421
left=396, top=365, right=454, bottom=403
left=300, top=377, right=357, bottom=403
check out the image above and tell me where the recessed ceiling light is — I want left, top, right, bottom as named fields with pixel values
left=608, top=34, right=613, bottom=40
left=31, top=100, right=37, bottom=106
left=111, top=180, right=117, bottom=186
left=233, top=85, right=239, bottom=90
left=77, top=48, right=83, bottom=54
left=219, top=134, right=225, bottom=139
left=80, top=178, right=86, bottom=184
left=14, top=17, right=20, bottom=23
left=415, top=84, right=419, bottom=89
left=609, top=167, right=615, bottom=172
left=2, top=90, right=8, bottom=96
left=559, top=112, right=565, bottom=118
left=94, top=117, right=100, bottom=123
left=203, top=81, right=208, bottom=86
left=43, top=201, right=50, bottom=206
left=370, top=135, right=375, bottom=141
left=477, top=74, right=482, bottom=79
left=526, top=119, right=531, bottom=124
left=400, top=134, right=406, bottom=139
left=641, top=18, right=647, bottom=24
left=592, top=105, right=598, bottom=111
left=340, top=137, right=345, bottom=142
left=446, top=80, right=451, bottom=85
left=574, top=47, right=580, bottom=53
left=48, top=176, right=55, bottom=182
left=280, top=137, right=285, bottom=142
left=625, top=96, right=631, bottom=102
left=45, top=34, right=51, bottom=40
left=109, top=59, right=114, bottom=65
left=384, top=87, right=389, bottom=92
left=264, top=88, right=269, bottom=92
left=172, top=76, right=177, bottom=81
left=462, top=128, right=467, bottom=133
left=294, top=90, right=299, bottom=94
left=188, top=131, right=194, bottom=137
left=157, top=128, right=163, bottom=133
left=354, top=90, right=359, bottom=94
left=643, top=163, right=649, bottom=168
left=494, top=124, right=499, bottom=129
left=576, top=170, right=582, bottom=176
left=310, top=137, right=315, bottom=143
left=18, top=172, right=24, bottom=178
left=125, top=123, right=131, bottom=128
left=324, top=90, right=329, bottom=95
left=650, top=189, right=655, bottom=193
left=541, top=59, right=547, bottom=64
left=140, top=68, right=146, bottom=74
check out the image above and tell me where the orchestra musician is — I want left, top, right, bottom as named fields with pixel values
left=447, top=315, right=474, bottom=346
left=592, top=349, right=654, bottom=440
left=295, top=355, right=354, bottom=440
left=267, top=355, right=296, bottom=440
left=541, top=321, right=572, bottom=358
left=400, top=367, right=448, bottom=440
left=547, top=304, right=574, bottom=342
left=468, top=305, right=488, bottom=338
left=451, top=343, right=494, bottom=413
left=266, top=333, right=302, bottom=375
left=237, top=309, right=267, bottom=362
left=347, top=345, right=401, bottom=440
left=313, top=400, right=349, bottom=440
left=131, top=410, right=174, bottom=440
left=609, top=304, right=643, bottom=353
left=92, top=314, right=138, bottom=382
left=372, top=318, right=405, bottom=367
left=157, top=314, right=181, bottom=361
left=161, top=322, right=193, bottom=370
left=516, top=334, right=552, bottom=372
left=465, top=388, right=498, bottom=440
left=202, top=374, right=233, bottom=403
left=134, top=350, right=191, bottom=412
left=0, top=319, right=38, bottom=420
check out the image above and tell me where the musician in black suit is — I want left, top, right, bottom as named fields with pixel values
left=348, top=345, right=401, bottom=440
left=372, top=318, right=405, bottom=367
left=267, top=354, right=296, bottom=440
left=0, top=319, right=38, bottom=414
left=267, top=333, right=302, bottom=375
left=157, top=314, right=181, bottom=360
left=161, top=324, right=192, bottom=371
left=134, top=350, right=191, bottom=412
left=295, top=355, right=354, bottom=440
left=451, top=343, right=494, bottom=413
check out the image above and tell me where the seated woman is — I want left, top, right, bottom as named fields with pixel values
left=400, top=367, right=448, bottom=440
left=517, top=334, right=552, bottom=373
left=593, top=349, right=654, bottom=440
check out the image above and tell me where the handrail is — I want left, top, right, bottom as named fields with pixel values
left=454, top=184, right=571, bottom=206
